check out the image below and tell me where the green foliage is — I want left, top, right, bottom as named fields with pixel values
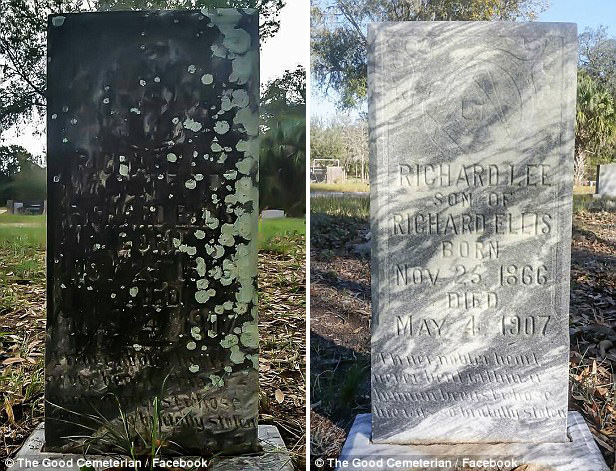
left=0, top=0, right=284, bottom=133
left=311, top=0, right=548, bottom=109
left=260, top=115, right=306, bottom=216
left=259, top=66, right=306, bottom=217
left=576, top=71, right=616, bottom=170
left=0, top=145, right=46, bottom=203
left=310, top=117, right=345, bottom=162
left=579, top=26, right=616, bottom=101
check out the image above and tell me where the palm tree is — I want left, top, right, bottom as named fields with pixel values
left=575, top=71, right=616, bottom=185
left=259, top=114, right=306, bottom=217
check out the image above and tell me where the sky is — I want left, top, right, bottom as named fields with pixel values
left=310, top=0, right=616, bottom=119
left=0, top=1, right=309, bottom=158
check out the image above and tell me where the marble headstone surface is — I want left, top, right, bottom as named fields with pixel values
left=368, top=22, right=577, bottom=444
left=597, top=163, right=616, bottom=197
left=46, top=9, right=260, bottom=455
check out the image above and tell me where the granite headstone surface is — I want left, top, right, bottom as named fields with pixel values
left=46, top=9, right=260, bottom=455
left=369, top=22, right=577, bottom=444
left=596, top=163, right=616, bottom=197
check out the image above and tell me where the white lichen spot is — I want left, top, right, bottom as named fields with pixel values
left=196, top=257, right=207, bottom=277
left=229, top=345, right=245, bottom=364
left=129, top=286, right=139, bottom=297
left=191, top=326, right=201, bottom=336
left=130, top=108, right=141, bottom=114
left=211, top=142, right=222, bottom=152
left=195, top=173, right=204, bottom=181
left=214, top=305, right=224, bottom=314
left=201, top=345, right=207, bottom=351
left=185, top=179, right=197, bottom=190
left=195, top=229, right=206, bottom=239
left=236, top=156, right=255, bottom=175
left=179, top=244, right=197, bottom=256
left=195, top=288, right=215, bottom=304
left=172, top=117, right=180, bottom=125
left=218, top=223, right=235, bottom=247
left=51, top=114, right=58, bottom=120
left=183, top=118, right=203, bottom=132
left=220, top=334, right=238, bottom=349
left=62, top=138, right=69, bottom=143
left=119, top=164, right=129, bottom=176
left=139, top=79, right=146, bottom=86
left=208, top=329, right=217, bottom=338
left=201, top=73, right=214, bottom=85
left=103, top=97, right=110, bottom=104
left=232, top=89, right=250, bottom=108
left=224, top=366, right=232, bottom=373
left=186, top=341, right=197, bottom=350
left=172, top=238, right=181, bottom=248
left=154, top=76, right=161, bottom=82
left=111, top=293, right=116, bottom=299
left=240, top=322, right=258, bottom=348
left=119, top=155, right=126, bottom=162
left=189, top=364, right=200, bottom=373
left=70, top=118, right=78, bottom=125
left=166, top=153, right=177, bottom=162
left=133, top=344, right=142, bottom=351
left=213, top=245, right=225, bottom=259
left=210, top=375, right=224, bottom=387
left=224, top=170, right=238, bottom=180
left=187, top=64, right=197, bottom=74
left=196, top=278, right=209, bottom=290
left=214, top=121, right=230, bottom=134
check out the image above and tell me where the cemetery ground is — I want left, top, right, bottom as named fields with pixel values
left=310, top=194, right=616, bottom=471
left=0, top=213, right=306, bottom=471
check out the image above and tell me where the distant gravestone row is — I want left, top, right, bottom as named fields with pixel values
left=6, top=200, right=46, bottom=215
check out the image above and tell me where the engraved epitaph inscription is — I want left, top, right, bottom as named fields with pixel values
left=46, top=10, right=259, bottom=455
left=368, top=22, right=577, bottom=444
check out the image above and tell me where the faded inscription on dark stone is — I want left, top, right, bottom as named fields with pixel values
left=46, top=9, right=259, bottom=455
left=368, top=22, right=577, bottom=444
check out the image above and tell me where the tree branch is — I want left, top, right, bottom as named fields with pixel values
left=336, top=0, right=366, bottom=43
left=0, top=38, right=46, bottom=99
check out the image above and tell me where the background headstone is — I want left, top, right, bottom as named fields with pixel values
left=369, top=22, right=577, bottom=444
left=46, top=9, right=260, bottom=455
left=596, top=163, right=616, bottom=197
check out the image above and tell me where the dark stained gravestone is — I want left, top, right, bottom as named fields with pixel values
left=46, top=9, right=259, bottom=456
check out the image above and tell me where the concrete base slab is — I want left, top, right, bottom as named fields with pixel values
left=336, top=412, right=607, bottom=471
left=8, top=423, right=293, bottom=471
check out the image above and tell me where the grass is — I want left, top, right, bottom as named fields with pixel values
left=0, top=214, right=46, bottom=251
left=310, top=180, right=369, bottom=193
left=310, top=196, right=370, bottom=220
left=258, top=217, right=306, bottom=255
left=573, top=194, right=616, bottom=213
left=574, top=185, right=596, bottom=195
